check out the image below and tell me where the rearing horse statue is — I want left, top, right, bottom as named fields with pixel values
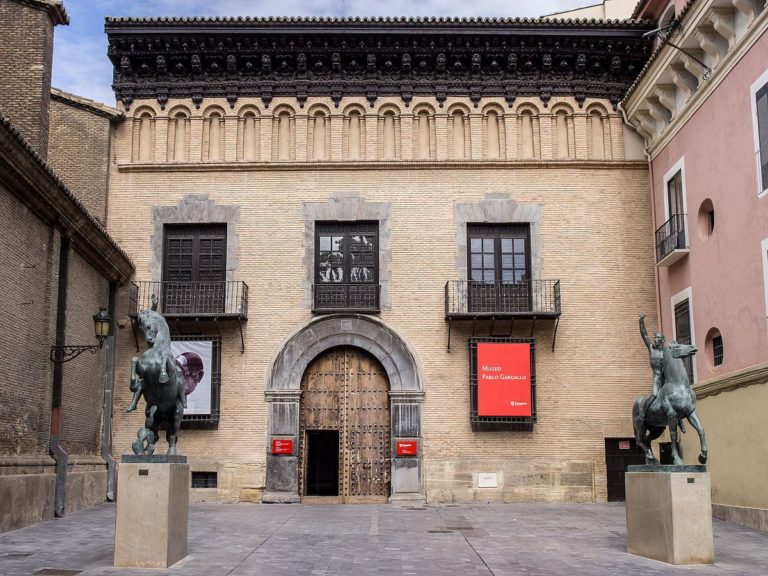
left=127, top=296, right=186, bottom=455
left=633, top=337, right=708, bottom=466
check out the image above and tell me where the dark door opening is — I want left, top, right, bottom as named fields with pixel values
left=305, top=430, right=340, bottom=496
left=605, top=438, right=645, bottom=502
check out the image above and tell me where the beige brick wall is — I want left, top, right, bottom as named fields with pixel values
left=109, top=95, right=657, bottom=503
left=48, top=99, right=113, bottom=223
left=0, top=0, right=55, bottom=157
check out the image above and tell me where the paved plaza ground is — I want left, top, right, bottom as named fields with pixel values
left=1, top=502, right=767, bottom=576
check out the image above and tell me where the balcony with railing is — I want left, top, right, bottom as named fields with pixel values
left=655, top=214, right=688, bottom=267
left=312, top=283, right=380, bottom=314
left=445, top=279, right=561, bottom=319
left=444, top=279, right=561, bottom=351
left=127, top=281, right=248, bottom=320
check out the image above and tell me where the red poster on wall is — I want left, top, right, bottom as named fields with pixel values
left=271, top=439, right=293, bottom=455
left=477, top=342, right=532, bottom=417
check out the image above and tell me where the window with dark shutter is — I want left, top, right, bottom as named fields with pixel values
left=757, top=84, right=768, bottom=192
left=163, top=224, right=227, bottom=315
left=673, top=299, right=694, bottom=384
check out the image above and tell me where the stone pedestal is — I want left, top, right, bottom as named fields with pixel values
left=114, top=455, right=190, bottom=568
left=625, top=465, right=713, bottom=565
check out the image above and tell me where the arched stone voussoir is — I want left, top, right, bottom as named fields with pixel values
left=268, top=314, right=423, bottom=393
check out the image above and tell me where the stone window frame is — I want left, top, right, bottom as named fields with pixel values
left=750, top=67, right=768, bottom=197
left=454, top=193, right=543, bottom=283
left=150, top=195, right=240, bottom=283
left=302, top=194, right=392, bottom=310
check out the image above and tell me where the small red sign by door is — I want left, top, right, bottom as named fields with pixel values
left=618, top=440, right=631, bottom=450
left=396, top=440, right=418, bottom=456
left=271, top=439, right=293, bottom=455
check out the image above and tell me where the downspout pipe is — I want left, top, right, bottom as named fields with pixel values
left=101, top=282, right=117, bottom=501
left=51, top=232, right=71, bottom=518
left=618, top=101, right=663, bottom=331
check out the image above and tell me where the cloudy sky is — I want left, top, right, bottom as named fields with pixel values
left=52, top=0, right=596, bottom=105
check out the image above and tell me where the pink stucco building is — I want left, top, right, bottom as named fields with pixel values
left=625, top=0, right=768, bottom=531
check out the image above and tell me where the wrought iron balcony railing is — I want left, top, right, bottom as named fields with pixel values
left=655, top=214, right=687, bottom=264
left=445, top=279, right=561, bottom=318
left=128, top=281, right=248, bottom=320
left=313, top=283, right=380, bottom=313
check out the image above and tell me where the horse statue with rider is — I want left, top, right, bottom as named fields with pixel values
left=633, top=314, right=708, bottom=466
left=127, top=295, right=186, bottom=455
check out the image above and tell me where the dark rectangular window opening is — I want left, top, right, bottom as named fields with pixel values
left=713, top=335, right=724, bottom=366
left=314, top=222, right=379, bottom=312
left=191, top=471, right=218, bottom=488
left=305, top=430, right=340, bottom=496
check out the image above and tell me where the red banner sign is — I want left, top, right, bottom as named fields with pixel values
left=271, top=439, right=293, bottom=455
left=477, top=342, right=532, bottom=417
left=396, top=440, right=418, bottom=456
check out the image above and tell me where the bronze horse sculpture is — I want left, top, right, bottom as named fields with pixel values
left=633, top=339, right=708, bottom=466
left=127, top=296, right=186, bottom=455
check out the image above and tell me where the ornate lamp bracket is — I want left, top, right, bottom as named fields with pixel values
left=50, top=343, right=103, bottom=364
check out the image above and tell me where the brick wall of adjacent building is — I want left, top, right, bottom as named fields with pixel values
left=0, top=0, right=58, bottom=158
left=0, top=183, right=59, bottom=455
left=108, top=95, right=658, bottom=503
left=48, top=96, right=116, bottom=223
left=59, top=250, right=109, bottom=455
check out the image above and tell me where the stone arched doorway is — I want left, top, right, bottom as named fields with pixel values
left=300, top=346, right=390, bottom=502
left=263, top=315, right=424, bottom=504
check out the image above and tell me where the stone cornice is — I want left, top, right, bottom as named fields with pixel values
left=0, top=115, right=134, bottom=283
left=105, top=19, right=654, bottom=111
left=694, top=361, right=768, bottom=399
left=117, top=159, right=649, bottom=173
left=624, top=0, right=768, bottom=155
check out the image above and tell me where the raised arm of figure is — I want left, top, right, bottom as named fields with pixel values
left=639, top=313, right=651, bottom=350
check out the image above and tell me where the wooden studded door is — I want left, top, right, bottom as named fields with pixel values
left=300, top=347, right=391, bottom=503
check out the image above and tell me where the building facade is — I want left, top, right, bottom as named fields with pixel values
left=104, top=16, right=662, bottom=505
left=625, top=0, right=768, bottom=531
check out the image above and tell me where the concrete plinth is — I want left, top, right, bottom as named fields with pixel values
left=625, top=465, right=713, bottom=565
left=114, top=455, right=190, bottom=568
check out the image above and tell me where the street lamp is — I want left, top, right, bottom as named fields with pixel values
left=50, top=307, right=112, bottom=363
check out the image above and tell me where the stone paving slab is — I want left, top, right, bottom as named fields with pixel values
left=0, top=502, right=766, bottom=575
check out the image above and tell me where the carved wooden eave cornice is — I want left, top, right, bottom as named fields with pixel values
left=105, top=16, right=655, bottom=111
left=0, top=115, right=134, bottom=283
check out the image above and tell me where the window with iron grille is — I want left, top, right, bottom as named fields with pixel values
left=673, top=299, right=694, bottom=384
left=314, top=222, right=379, bottom=312
left=191, top=471, right=217, bottom=488
left=163, top=224, right=227, bottom=315
left=712, top=335, right=724, bottom=366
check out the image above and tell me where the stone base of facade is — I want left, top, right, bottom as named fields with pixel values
left=0, top=457, right=56, bottom=533
left=425, top=458, right=600, bottom=504
left=262, top=491, right=301, bottom=504
left=713, top=503, right=768, bottom=533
